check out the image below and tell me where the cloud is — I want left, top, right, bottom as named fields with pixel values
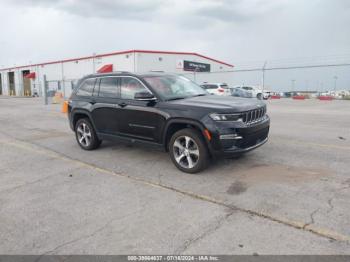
left=4, top=0, right=167, bottom=20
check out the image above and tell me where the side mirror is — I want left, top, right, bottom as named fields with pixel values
left=134, top=91, right=156, bottom=101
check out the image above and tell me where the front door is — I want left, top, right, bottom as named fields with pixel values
left=117, top=77, right=166, bottom=142
left=90, top=77, right=121, bottom=135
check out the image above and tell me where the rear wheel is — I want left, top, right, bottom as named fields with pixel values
left=169, top=128, right=209, bottom=173
left=257, top=93, right=263, bottom=100
left=75, top=118, right=101, bottom=150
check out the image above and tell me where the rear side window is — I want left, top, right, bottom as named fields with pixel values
left=76, top=78, right=95, bottom=96
left=98, top=77, right=119, bottom=98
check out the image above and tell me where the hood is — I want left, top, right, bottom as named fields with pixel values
left=168, top=95, right=266, bottom=113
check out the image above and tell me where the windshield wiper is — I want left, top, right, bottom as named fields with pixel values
left=166, top=97, right=187, bottom=101
left=192, top=93, right=207, bottom=97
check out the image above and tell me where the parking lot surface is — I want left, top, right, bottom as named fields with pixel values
left=0, top=97, right=349, bottom=254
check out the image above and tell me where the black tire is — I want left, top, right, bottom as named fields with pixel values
left=169, top=128, right=209, bottom=173
left=75, top=118, right=101, bottom=150
left=257, top=93, right=263, bottom=100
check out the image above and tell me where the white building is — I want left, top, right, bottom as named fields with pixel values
left=0, top=49, right=233, bottom=98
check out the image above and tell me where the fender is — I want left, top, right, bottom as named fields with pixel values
left=70, top=108, right=97, bottom=132
left=162, top=118, right=207, bottom=150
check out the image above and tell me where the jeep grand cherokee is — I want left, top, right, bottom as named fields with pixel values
left=68, top=72, right=270, bottom=173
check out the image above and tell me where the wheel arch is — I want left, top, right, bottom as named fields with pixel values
left=162, top=119, right=207, bottom=152
left=71, top=109, right=96, bottom=131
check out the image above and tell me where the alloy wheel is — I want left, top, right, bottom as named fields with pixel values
left=173, top=136, right=200, bottom=169
left=76, top=122, right=92, bottom=147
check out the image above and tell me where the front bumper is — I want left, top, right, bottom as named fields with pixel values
left=204, top=115, right=270, bottom=157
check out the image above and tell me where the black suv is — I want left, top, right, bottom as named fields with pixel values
left=68, top=72, right=270, bottom=173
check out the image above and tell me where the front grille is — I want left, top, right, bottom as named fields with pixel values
left=242, top=106, right=266, bottom=124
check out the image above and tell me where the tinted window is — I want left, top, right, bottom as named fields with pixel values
left=98, top=77, right=119, bottom=98
left=76, top=78, right=95, bottom=96
left=220, top=84, right=229, bottom=89
left=121, top=77, right=148, bottom=100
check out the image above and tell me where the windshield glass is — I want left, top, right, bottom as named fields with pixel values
left=142, top=75, right=207, bottom=100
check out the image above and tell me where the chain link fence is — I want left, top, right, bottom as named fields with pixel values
left=43, top=76, right=78, bottom=105
left=182, top=62, right=350, bottom=99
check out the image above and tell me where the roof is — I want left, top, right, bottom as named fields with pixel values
left=85, top=71, right=178, bottom=79
left=0, top=50, right=234, bottom=71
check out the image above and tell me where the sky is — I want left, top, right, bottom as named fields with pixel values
left=0, top=0, right=350, bottom=91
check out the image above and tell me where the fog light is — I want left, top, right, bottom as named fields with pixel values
left=219, top=134, right=243, bottom=140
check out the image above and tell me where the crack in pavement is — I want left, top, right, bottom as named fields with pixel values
left=1, top=138, right=350, bottom=243
left=35, top=210, right=140, bottom=261
left=174, top=210, right=235, bottom=254
left=0, top=166, right=81, bottom=195
left=327, top=198, right=335, bottom=214
left=303, top=208, right=321, bottom=229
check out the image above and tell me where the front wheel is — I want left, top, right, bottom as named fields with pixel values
left=257, top=93, right=263, bottom=100
left=169, top=128, right=209, bottom=173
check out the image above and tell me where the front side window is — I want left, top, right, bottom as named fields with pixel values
left=98, top=77, right=119, bottom=98
left=143, top=75, right=207, bottom=100
left=76, top=78, right=95, bottom=96
left=120, top=77, right=149, bottom=100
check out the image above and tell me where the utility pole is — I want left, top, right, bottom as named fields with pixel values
left=92, top=52, right=96, bottom=73
left=291, top=79, right=296, bottom=93
left=333, top=76, right=338, bottom=92
left=262, top=61, right=267, bottom=93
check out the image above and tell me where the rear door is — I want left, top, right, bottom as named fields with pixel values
left=90, top=77, right=121, bottom=135
left=116, top=77, right=166, bottom=142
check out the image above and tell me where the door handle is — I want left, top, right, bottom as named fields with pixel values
left=118, top=102, right=127, bottom=108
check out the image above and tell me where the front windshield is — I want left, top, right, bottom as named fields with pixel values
left=142, top=75, right=207, bottom=100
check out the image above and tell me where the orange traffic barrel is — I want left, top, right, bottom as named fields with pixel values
left=61, top=100, right=68, bottom=113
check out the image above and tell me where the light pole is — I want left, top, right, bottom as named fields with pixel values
left=333, top=76, right=338, bottom=92
left=291, top=79, right=296, bottom=93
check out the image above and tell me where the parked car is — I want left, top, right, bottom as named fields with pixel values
left=234, top=86, right=270, bottom=100
left=200, top=83, right=231, bottom=96
left=230, top=87, right=253, bottom=98
left=68, top=72, right=270, bottom=173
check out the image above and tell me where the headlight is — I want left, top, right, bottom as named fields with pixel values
left=209, top=113, right=242, bottom=121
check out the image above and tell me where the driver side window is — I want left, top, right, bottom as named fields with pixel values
left=120, top=77, right=148, bottom=100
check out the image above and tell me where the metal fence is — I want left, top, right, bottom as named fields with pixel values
left=182, top=60, right=350, bottom=98
left=43, top=76, right=78, bottom=104
left=42, top=59, right=350, bottom=105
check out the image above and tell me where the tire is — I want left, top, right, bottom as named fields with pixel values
left=169, top=128, right=209, bottom=173
left=257, top=93, right=263, bottom=100
left=75, top=118, right=101, bottom=150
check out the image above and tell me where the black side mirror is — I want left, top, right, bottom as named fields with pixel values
left=134, top=91, right=156, bottom=101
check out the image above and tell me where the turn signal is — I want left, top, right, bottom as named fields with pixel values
left=203, top=129, right=212, bottom=141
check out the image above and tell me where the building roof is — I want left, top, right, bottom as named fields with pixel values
left=0, top=50, right=234, bottom=71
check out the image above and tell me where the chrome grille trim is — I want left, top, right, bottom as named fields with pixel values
left=242, top=106, right=266, bottom=124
